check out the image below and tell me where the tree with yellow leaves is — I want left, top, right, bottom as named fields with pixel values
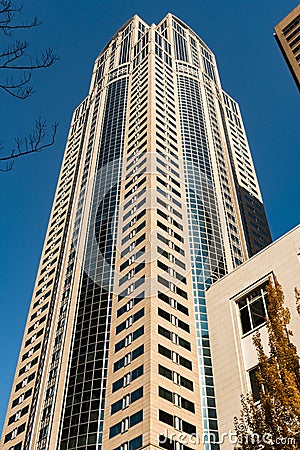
left=234, top=277, right=300, bottom=449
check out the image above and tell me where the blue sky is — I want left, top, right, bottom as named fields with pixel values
left=0, top=0, right=299, bottom=432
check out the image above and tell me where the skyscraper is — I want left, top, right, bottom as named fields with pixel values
left=1, top=14, right=271, bottom=450
left=274, top=4, right=300, bottom=91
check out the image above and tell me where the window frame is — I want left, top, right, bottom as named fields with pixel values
left=234, top=277, right=271, bottom=336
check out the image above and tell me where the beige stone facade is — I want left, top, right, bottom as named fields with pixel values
left=206, top=225, right=300, bottom=449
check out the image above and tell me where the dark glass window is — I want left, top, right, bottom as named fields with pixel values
left=158, top=364, right=172, bottom=380
left=112, top=378, right=124, bottom=393
left=178, top=337, right=191, bottom=351
left=158, top=344, right=172, bottom=360
left=133, top=326, right=144, bottom=340
left=180, top=375, right=193, bottom=391
left=181, top=397, right=195, bottom=413
left=132, top=365, right=144, bottom=380
left=159, top=386, right=173, bottom=402
left=182, top=421, right=196, bottom=435
left=158, top=325, right=171, bottom=339
left=238, top=283, right=268, bottom=334
left=249, top=366, right=260, bottom=402
left=159, top=409, right=173, bottom=426
left=130, top=410, right=143, bottom=427
left=132, top=344, right=144, bottom=360
left=129, top=435, right=143, bottom=450
left=114, top=357, right=125, bottom=372
left=179, top=355, right=192, bottom=370
left=131, top=386, right=143, bottom=403
left=111, top=399, right=123, bottom=414
left=109, top=421, right=122, bottom=438
left=159, top=435, right=174, bottom=450
left=112, top=365, right=143, bottom=393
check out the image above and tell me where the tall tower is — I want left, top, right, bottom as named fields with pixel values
left=1, top=14, right=271, bottom=450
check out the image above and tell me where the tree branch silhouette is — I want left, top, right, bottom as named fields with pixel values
left=0, top=1, right=59, bottom=170
left=0, top=119, right=58, bottom=171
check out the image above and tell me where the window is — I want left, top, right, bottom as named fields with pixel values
left=159, top=410, right=196, bottom=434
left=158, top=325, right=191, bottom=351
left=109, top=411, right=143, bottom=438
left=237, top=283, right=268, bottom=334
left=121, top=221, right=146, bottom=245
left=158, top=308, right=190, bottom=333
left=130, top=410, right=143, bottom=427
left=121, top=234, right=146, bottom=259
left=158, top=344, right=171, bottom=359
left=158, top=365, right=193, bottom=391
left=158, top=291, right=189, bottom=316
left=156, top=186, right=181, bottom=208
left=120, top=248, right=145, bottom=272
left=180, top=375, right=193, bottom=391
left=122, top=209, right=146, bottom=233
left=12, top=388, right=32, bottom=407
left=39, top=425, right=49, bottom=440
left=158, top=387, right=195, bottom=413
left=109, top=422, right=122, bottom=438
left=15, top=372, right=35, bottom=392
left=158, top=344, right=192, bottom=370
left=159, top=435, right=174, bottom=450
left=4, top=423, right=26, bottom=443
left=181, top=397, right=195, bottom=413
left=111, top=387, right=143, bottom=414
left=18, top=356, right=38, bottom=376
left=157, top=246, right=185, bottom=270
left=158, top=276, right=188, bottom=300
left=119, top=262, right=145, bottom=286
left=158, top=434, right=193, bottom=450
left=124, top=188, right=146, bottom=211
left=115, top=326, right=144, bottom=352
left=124, top=178, right=146, bottom=200
left=118, top=277, right=145, bottom=300
left=8, top=406, right=29, bottom=425
left=157, top=261, right=187, bottom=285
left=157, top=209, right=183, bottom=230
left=114, top=345, right=144, bottom=372
left=117, top=292, right=144, bottom=318
left=158, top=364, right=172, bottom=380
left=157, top=233, right=184, bottom=256
left=157, top=221, right=183, bottom=243
left=112, top=365, right=143, bottom=393
left=114, top=435, right=143, bottom=450
left=116, top=308, right=144, bottom=334
left=159, top=386, right=172, bottom=403
left=159, top=409, right=173, bottom=426
left=249, top=366, right=260, bottom=402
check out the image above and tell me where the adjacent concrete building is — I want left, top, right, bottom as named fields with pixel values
left=274, top=4, right=300, bottom=90
left=207, top=225, right=300, bottom=449
left=1, top=14, right=271, bottom=450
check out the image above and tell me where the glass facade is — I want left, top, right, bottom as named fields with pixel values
left=59, top=78, right=129, bottom=450
left=177, top=73, right=225, bottom=448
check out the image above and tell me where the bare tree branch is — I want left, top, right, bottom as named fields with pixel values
left=0, top=119, right=58, bottom=171
left=0, top=44, right=58, bottom=70
left=0, top=71, right=32, bottom=98
left=0, top=1, right=59, bottom=170
left=0, top=40, right=27, bottom=59
left=0, top=1, right=40, bottom=36
left=0, top=1, right=58, bottom=98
